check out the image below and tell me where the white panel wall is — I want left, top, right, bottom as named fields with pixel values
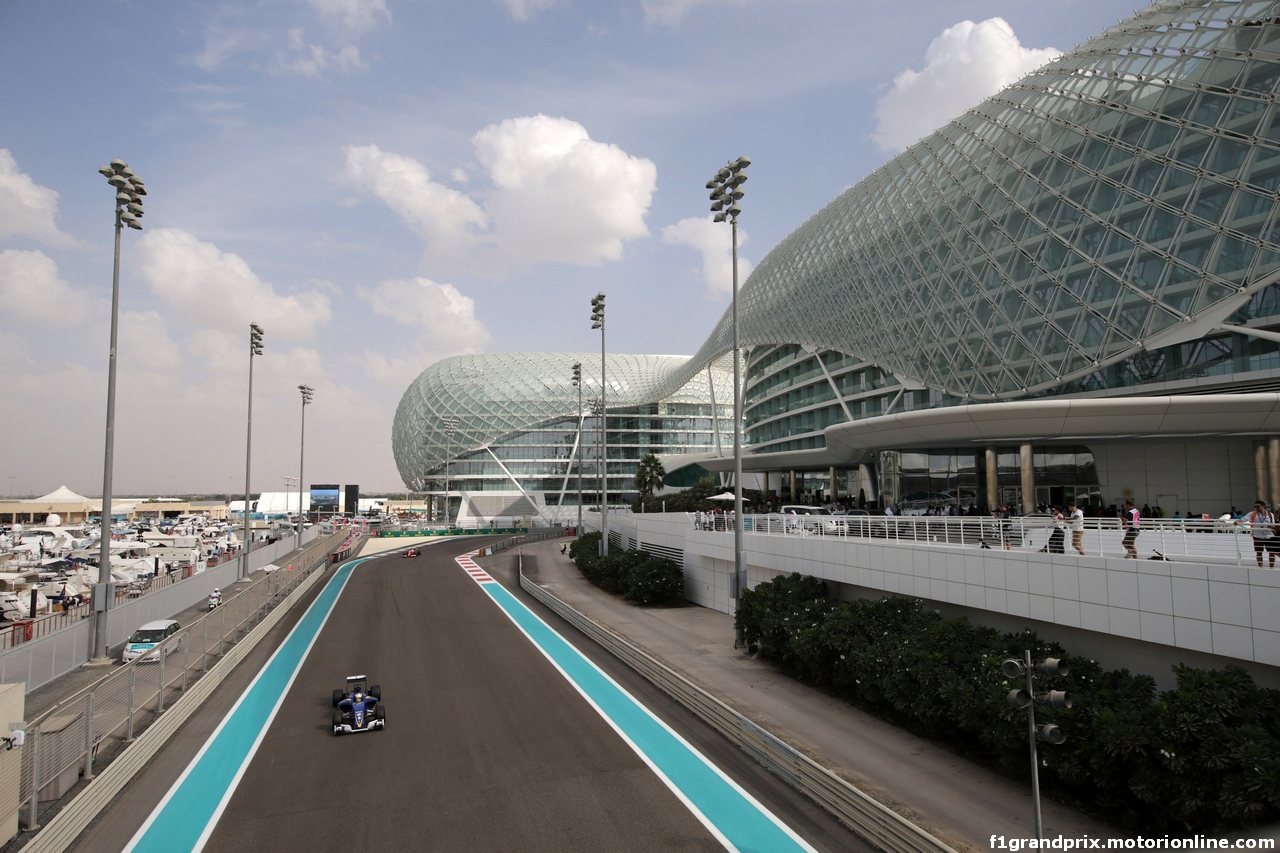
left=599, top=512, right=1280, bottom=672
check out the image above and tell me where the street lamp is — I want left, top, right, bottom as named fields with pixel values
left=94, top=158, right=146, bottom=661
left=297, top=384, right=314, bottom=551
left=590, top=293, right=608, bottom=556
left=572, top=362, right=583, bottom=534
left=1002, top=653, right=1073, bottom=838
left=241, top=323, right=264, bottom=580
left=706, top=155, right=750, bottom=646
left=442, top=417, right=459, bottom=528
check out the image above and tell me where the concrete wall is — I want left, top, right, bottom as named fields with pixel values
left=1092, top=438, right=1256, bottom=515
left=597, top=512, right=1280, bottom=689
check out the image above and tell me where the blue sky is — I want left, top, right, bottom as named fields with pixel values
left=0, top=0, right=1137, bottom=496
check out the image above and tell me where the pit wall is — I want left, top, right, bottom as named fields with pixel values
left=586, top=512, right=1280, bottom=691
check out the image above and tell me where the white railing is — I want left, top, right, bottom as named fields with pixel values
left=686, top=513, right=1263, bottom=567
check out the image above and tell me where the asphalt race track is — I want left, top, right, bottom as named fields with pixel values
left=206, top=542, right=730, bottom=851
left=73, top=539, right=870, bottom=852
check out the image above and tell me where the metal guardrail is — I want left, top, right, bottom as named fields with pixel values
left=515, top=552, right=956, bottom=853
left=481, top=528, right=566, bottom=557
left=13, top=532, right=348, bottom=839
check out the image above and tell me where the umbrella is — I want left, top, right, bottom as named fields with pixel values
left=707, top=492, right=737, bottom=501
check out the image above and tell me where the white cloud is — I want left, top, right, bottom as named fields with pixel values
left=341, top=145, right=489, bottom=269
left=357, top=276, right=491, bottom=385
left=340, top=115, right=657, bottom=278
left=0, top=249, right=89, bottom=324
left=872, top=18, right=1060, bottom=153
left=661, top=216, right=752, bottom=301
left=133, top=228, right=332, bottom=340
left=498, top=0, right=562, bottom=21
left=306, top=0, right=390, bottom=34
left=0, top=150, right=76, bottom=248
left=275, top=27, right=368, bottom=75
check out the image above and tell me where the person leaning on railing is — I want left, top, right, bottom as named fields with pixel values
left=1239, top=501, right=1279, bottom=568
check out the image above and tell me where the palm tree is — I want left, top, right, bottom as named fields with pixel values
left=633, top=453, right=667, bottom=503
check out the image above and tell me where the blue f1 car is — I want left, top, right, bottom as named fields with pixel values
left=332, top=675, right=385, bottom=735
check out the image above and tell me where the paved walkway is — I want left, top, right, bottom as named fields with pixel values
left=516, top=537, right=1118, bottom=853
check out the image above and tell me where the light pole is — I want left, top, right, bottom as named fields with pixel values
left=241, top=323, right=264, bottom=580
left=572, top=362, right=583, bottom=534
left=706, top=155, right=750, bottom=646
left=590, top=293, right=608, bottom=556
left=1002, top=653, right=1073, bottom=838
left=93, top=158, right=146, bottom=661
left=589, top=398, right=605, bottom=546
left=297, top=384, right=313, bottom=551
left=442, top=417, right=459, bottom=528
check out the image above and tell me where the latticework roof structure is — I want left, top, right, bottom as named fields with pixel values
left=686, top=0, right=1280, bottom=399
left=393, top=352, right=732, bottom=488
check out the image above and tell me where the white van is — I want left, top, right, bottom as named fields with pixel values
left=122, top=619, right=180, bottom=663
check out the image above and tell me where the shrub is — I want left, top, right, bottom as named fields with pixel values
left=623, top=555, right=684, bottom=605
left=738, top=571, right=1280, bottom=834
left=569, top=532, right=684, bottom=606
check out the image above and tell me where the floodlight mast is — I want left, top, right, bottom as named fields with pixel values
left=94, top=159, right=146, bottom=661
left=442, top=417, right=460, bottom=527
left=572, top=362, right=583, bottom=534
left=296, top=385, right=314, bottom=551
left=590, top=293, right=608, bottom=556
left=705, top=155, right=750, bottom=646
left=242, top=323, right=264, bottom=580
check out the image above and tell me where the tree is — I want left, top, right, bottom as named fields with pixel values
left=633, top=453, right=667, bottom=502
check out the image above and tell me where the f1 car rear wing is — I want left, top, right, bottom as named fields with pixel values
left=346, top=675, right=367, bottom=684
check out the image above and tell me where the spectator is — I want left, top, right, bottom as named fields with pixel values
left=1240, top=501, right=1279, bottom=568
left=1066, top=501, right=1086, bottom=555
left=1121, top=499, right=1141, bottom=559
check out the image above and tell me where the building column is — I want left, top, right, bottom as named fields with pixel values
left=1271, top=437, right=1280, bottom=510
left=857, top=463, right=876, bottom=507
left=789, top=470, right=797, bottom=503
left=1257, top=442, right=1270, bottom=504
left=985, top=446, right=998, bottom=510
left=829, top=467, right=837, bottom=504
left=1020, top=442, right=1035, bottom=514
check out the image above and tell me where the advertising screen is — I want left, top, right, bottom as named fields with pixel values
left=311, top=484, right=340, bottom=515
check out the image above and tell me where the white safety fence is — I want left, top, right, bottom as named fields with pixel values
left=0, top=529, right=324, bottom=694
left=685, top=513, right=1264, bottom=567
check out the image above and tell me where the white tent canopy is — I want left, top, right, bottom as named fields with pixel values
left=29, top=486, right=93, bottom=504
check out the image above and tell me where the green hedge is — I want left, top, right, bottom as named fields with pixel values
left=569, top=532, right=685, bottom=606
left=735, top=572, right=1280, bottom=834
